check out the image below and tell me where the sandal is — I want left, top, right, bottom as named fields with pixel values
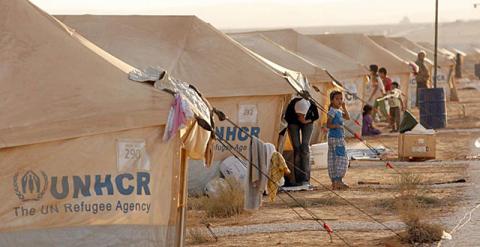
left=338, top=182, right=350, bottom=190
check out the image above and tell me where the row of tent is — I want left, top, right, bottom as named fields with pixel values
left=0, top=1, right=456, bottom=246
left=55, top=15, right=458, bottom=195
left=56, top=15, right=456, bottom=143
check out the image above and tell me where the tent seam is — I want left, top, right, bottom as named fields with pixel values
left=169, top=16, right=196, bottom=72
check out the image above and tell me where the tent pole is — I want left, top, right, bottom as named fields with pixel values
left=433, top=0, right=439, bottom=88
left=176, top=148, right=188, bottom=247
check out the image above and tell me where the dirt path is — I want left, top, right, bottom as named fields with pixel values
left=186, top=161, right=468, bottom=246
left=352, top=130, right=480, bottom=161
left=191, top=220, right=405, bottom=237
left=186, top=88, right=479, bottom=246
left=439, top=161, right=480, bottom=247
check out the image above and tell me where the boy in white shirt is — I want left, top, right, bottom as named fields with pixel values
left=367, top=64, right=386, bottom=121
left=384, top=82, right=404, bottom=132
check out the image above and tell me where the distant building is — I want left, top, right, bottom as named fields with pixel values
left=399, top=16, right=411, bottom=25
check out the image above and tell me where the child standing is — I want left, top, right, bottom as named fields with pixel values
left=386, top=82, right=404, bottom=132
left=362, top=104, right=381, bottom=136
left=327, top=91, right=350, bottom=190
left=367, top=64, right=386, bottom=122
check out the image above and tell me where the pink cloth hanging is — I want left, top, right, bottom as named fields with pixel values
left=164, top=95, right=187, bottom=141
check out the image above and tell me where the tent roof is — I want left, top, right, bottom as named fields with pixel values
left=402, top=20, right=480, bottom=54
left=57, top=15, right=299, bottom=98
left=235, top=29, right=366, bottom=79
left=229, top=33, right=332, bottom=82
left=391, top=37, right=454, bottom=66
left=417, top=41, right=435, bottom=52
left=369, top=35, right=419, bottom=63
left=392, top=37, right=433, bottom=54
left=370, top=36, right=434, bottom=66
left=0, top=0, right=171, bottom=149
left=310, top=33, right=410, bottom=75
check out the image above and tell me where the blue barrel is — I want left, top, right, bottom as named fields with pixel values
left=418, top=88, right=447, bottom=129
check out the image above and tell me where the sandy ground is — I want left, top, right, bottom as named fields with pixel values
left=357, top=131, right=480, bottom=161
left=186, top=88, right=480, bottom=246
left=188, top=230, right=396, bottom=247
left=440, top=161, right=480, bottom=247
left=186, top=162, right=467, bottom=244
left=358, top=88, right=480, bottom=161
left=430, top=88, right=480, bottom=130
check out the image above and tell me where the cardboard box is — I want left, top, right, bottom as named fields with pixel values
left=398, top=133, right=436, bottom=160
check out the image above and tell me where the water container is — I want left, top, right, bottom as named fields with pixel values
left=418, top=88, right=447, bottom=129
left=220, top=156, right=246, bottom=185
left=188, top=160, right=221, bottom=196
left=475, top=64, right=480, bottom=79
left=310, top=142, right=328, bottom=168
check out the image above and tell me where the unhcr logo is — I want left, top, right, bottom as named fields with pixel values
left=13, top=170, right=48, bottom=202
left=13, top=170, right=151, bottom=202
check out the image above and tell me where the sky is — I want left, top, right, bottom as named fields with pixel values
left=31, top=0, right=480, bottom=29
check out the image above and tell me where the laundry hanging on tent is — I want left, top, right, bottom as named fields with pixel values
left=265, top=143, right=276, bottom=173
left=268, top=152, right=290, bottom=202
left=129, top=67, right=211, bottom=123
left=245, top=136, right=265, bottom=210
left=128, top=66, right=166, bottom=82
left=245, top=137, right=272, bottom=210
left=263, top=143, right=276, bottom=193
left=159, top=83, right=214, bottom=166
left=204, top=134, right=215, bottom=167
left=128, top=67, right=215, bottom=166
left=182, top=120, right=211, bottom=161
left=163, top=94, right=194, bottom=141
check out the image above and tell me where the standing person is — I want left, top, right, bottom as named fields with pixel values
left=415, top=51, right=431, bottom=106
left=379, top=67, right=393, bottom=126
left=327, top=91, right=350, bottom=190
left=362, top=105, right=381, bottom=136
left=386, top=82, right=404, bottom=132
left=284, top=94, right=319, bottom=187
left=379, top=67, right=393, bottom=92
left=367, top=65, right=386, bottom=121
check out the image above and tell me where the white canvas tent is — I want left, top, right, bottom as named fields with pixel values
left=416, top=41, right=459, bottom=60
left=252, top=29, right=367, bottom=80
left=392, top=37, right=456, bottom=101
left=369, top=35, right=437, bottom=106
left=230, top=33, right=332, bottom=83
left=370, top=35, right=426, bottom=65
left=310, top=33, right=413, bottom=108
left=392, top=37, right=454, bottom=66
left=0, top=1, right=216, bottom=246
left=236, top=29, right=368, bottom=137
left=417, top=42, right=437, bottom=52
left=402, top=20, right=480, bottom=54
left=57, top=15, right=312, bottom=194
left=228, top=33, right=338, bottom=142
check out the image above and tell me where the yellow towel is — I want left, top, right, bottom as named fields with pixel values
left=268, top=152, right=290, bottom=202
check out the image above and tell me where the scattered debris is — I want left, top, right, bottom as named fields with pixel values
left=442, top=231, right=453, bottom=240
left=358, top=181, right=381, bottom=185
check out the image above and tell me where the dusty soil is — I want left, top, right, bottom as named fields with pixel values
left=355, top=88, right=480, bottom=161
left=185, top=88, right=479, bottom=247
left=356, top=131, right=480, bottom=161
left=186, top=163, right=468, bottom=246
left=187, top=230, right=397, bottom=247
left=411, top=88, right=480, bottom=130
left=436, top=88, right=480, bottom=130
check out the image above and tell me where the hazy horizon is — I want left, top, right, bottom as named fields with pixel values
left=31, top=0, right=480, bottom=29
